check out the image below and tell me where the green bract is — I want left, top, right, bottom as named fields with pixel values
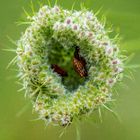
left=16, top=5, right=124, bottom=126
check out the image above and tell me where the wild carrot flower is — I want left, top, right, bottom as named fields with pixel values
left=16, top=5, right=125, bottom=126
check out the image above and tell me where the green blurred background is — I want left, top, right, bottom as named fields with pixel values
left=0, top=0, right=140, bottom=140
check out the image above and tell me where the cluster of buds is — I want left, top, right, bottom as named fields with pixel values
left=16, top=5, right=125, bottom=126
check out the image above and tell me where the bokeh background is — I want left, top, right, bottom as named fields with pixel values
left=0, top=0, right=140, bottom=140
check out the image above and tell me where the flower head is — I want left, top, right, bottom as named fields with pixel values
left=16, top=5, right=125, bottom=126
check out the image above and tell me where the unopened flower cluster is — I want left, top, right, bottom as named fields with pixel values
left=16, top=5, right=124, bottom=126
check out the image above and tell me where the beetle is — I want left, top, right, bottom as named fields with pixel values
left=51, top=64, right=68, bottom=77
left=73, top=46, right=88, bottom=77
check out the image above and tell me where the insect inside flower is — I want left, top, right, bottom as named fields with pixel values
left=51, top=64, right=68, bottom=77
left=73, top=46, right=88, bottom=77
left=16, top=4, right=125, bottom=126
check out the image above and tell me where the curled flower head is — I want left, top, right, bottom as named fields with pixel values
left=16, top=5, right=125, bottom=126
